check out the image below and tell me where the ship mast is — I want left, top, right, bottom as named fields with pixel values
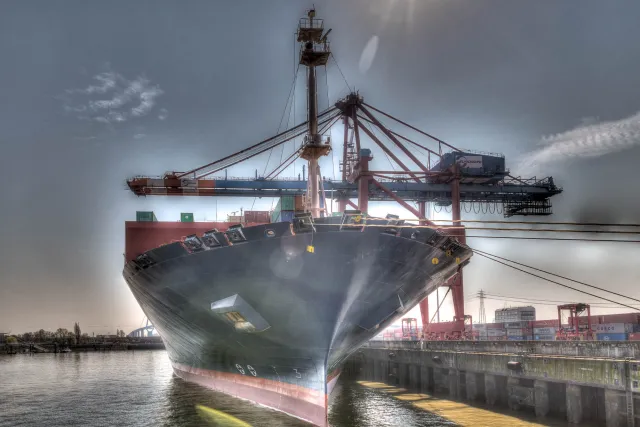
left=297, top=8, right=332, bottom=218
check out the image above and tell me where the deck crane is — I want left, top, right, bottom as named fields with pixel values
left=126, top=8, right=563, bottom=340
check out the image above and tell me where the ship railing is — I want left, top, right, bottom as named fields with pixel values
left=298, top=17, right=324, bottom=30
left=299, top=43, right=331, bottom=58
left=456, top=148, right=505, bottom=158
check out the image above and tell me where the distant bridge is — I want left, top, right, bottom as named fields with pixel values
left=128, top=319, right=157, bottom=338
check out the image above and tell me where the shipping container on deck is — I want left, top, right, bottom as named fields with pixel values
left=279, top=211, right=295, bottom=223
left=487, top=329, right=506, bottom=337
left=629, top=333, right=640, bottom=341
left=634, top=324, right=640, bottom=333
left=596, top=333, right=627, bottom=341
left=226, top=215, right=243, bottom=223
left=180, top=212, right=194, bottom=222
left=244, top=210, right=270, bottom=224
left=535, top=334, right=556, bottom=341
left=278, top=196, right=295, bottom=211
left=294, top=195, right=305, bottom=211
left=136, top=211, right=157, bottom=222
left=270, top=208, right=280, bottom=223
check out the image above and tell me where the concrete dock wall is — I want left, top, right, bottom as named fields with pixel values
left=345, top=341, right=640, bottom=426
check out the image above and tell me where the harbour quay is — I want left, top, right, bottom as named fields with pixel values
left=345, top=339, right=640, bottom=427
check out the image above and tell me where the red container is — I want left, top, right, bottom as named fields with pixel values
left=532, top=319, right=560, bottom=328
left=629, top=333, right=640, bottom=341
left=600, top=313, right=640, bottom=325
left=244, top=211, right=270, bottom=224
left=485, top=323, right=504, bottom=329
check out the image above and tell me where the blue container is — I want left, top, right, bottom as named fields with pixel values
left=535, top=335, right=556, bottom=341
left=279, top=211, right=295, bottom=223
left=507, top=336, right=524, bottom=341
left=633, top=324, right=640, bottom=333
left=596, top=333, right=627, bottom=341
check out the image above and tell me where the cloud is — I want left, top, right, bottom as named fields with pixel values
left=359, top=35, right=379, bottom=74
left=67, top=71, right=119, bottom=95
left=133, top=133, right=146, bottom=139
left=63, top=69, right=166, bottom=125
left=517, top=111, right=640, bottom=174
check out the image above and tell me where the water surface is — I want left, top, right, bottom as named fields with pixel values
left=0, top=351, right=452, bottom=426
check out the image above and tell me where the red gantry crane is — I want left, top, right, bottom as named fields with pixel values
left=126, top=8, right=563, bottom=340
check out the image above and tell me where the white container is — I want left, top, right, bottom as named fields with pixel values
left=487, top=329, right=506, bottom=337
left=533, top=327, right=557, bottom=335
left=594, top=323, right=627, bottom=334
left=504, top=321, right=528, bottom=329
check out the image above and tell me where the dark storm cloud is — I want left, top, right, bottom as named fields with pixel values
left=1, top=0, right=640, bottom=333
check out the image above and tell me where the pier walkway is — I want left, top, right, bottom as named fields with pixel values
left=346, top=340, right=640, bottom=426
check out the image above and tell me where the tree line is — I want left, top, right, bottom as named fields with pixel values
left=6, top=323, right=128, bottom=345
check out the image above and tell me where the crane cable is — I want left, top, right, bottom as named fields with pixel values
left=387, top=218, right=640, bottom=228
left=472, top=251, right=639, bottom=312
left=465, top=292, right=639, bottom=309
left=470, top=247, right=640, bottom=305
left=312, top=222, right=640, bottom=235
left=263, top=63, right=301, bottom=176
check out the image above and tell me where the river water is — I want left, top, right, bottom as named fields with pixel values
left=0, top=350, right=577, bottom=426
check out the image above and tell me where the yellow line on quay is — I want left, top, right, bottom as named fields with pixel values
left=357, top=381, right=583, bottom=427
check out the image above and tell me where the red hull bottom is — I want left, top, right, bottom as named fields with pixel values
left=173, top=363, right=328, bottom=426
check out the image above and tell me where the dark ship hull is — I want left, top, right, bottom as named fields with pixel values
left=123, top=217, right=472, bottom=426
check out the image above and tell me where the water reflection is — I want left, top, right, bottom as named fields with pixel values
left=0, top=351, right=593, bottom=426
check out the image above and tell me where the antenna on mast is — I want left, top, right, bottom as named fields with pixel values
left=297, top=8, right=332, bottom=218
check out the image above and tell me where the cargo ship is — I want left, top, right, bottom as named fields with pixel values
left=123, top=9, right=473, bottom=426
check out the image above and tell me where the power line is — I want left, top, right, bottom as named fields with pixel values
left=464, top=235, right=640, bottom=243
left=477, top=292, right=628, bottom=306
left=473, top=252, right=639, bottom=312
left=408, top=218, right=640, bottom=228
left=471, top=247, right=640, bottom=305
left=313, top=221, right=640, bottom=235
left=466, top=292, right=639, bottom=309
left=482, top=296, right=626, bottom=308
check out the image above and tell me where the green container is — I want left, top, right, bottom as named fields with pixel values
left=332, top=212, right=343, bottom=217
left=180, top=212, right=194, bottom=222
left=136, top=211, right=157, bottom=222
left=270, top=206, right=280, bottom=223
left=279, top=196, right=295, bottom=211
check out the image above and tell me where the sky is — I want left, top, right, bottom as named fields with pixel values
left=1, top=0, right=640, bottom=334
